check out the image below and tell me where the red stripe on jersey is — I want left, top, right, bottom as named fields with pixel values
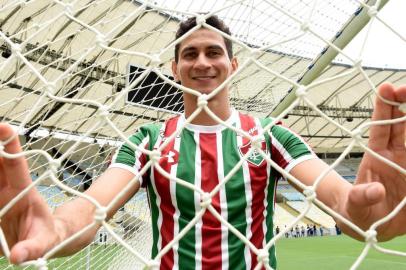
left=239, top=113, right=267, bottom=270
left=199, top=133, right=223, bottom=269
left=154, top=117, right=178, bottom=270
left=271, top=144, right=288, bottom=169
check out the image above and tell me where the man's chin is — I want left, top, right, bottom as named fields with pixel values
left=197, top=88, right=216, bottom=95
left=192, top=86, right=223, bottom=95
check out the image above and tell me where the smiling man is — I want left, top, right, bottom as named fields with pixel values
left=0, top=15, right=405, bottom=270
left=172, top=17, right=238, bottom=125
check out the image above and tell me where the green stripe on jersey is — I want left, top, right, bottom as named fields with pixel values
left=115, top=123, right=161, bottom=167
left=261, top=118, right=278, bottom=269
left=138, top=124, right=161, bottom=258
left=270, top=124, right=311, bottom=158
left=148, top=181, right=160, bottom=258
left=265, top=171, right=277, bottom=269
left=176, top=129, right=197, bottom=269
left=222, top=127, right=248, bottom=270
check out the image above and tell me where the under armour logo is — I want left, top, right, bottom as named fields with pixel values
left=166, top=151, right=176, bottom=163
left=161, top=149, right=179, bottom=165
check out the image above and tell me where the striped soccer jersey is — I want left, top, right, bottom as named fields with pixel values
left=111, top=110, right=316, bottom=270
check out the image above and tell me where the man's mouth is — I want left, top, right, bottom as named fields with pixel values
left=192, top=75, right=216, bottom=80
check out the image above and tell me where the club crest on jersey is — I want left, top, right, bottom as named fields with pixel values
left=238, top=140, right=268, bottom=166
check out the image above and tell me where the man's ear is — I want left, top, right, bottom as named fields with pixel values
left=230, top=57, right=238, bottom=74
left=172, top=60, right=179, bottom=82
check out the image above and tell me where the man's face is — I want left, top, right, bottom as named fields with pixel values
left=172, top=28, right=238, bottom=95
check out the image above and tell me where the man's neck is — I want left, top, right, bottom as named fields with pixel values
left=183, top=93, right=231, bottom=126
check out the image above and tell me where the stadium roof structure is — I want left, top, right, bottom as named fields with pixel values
left=0, top=0, right=405, bottom=164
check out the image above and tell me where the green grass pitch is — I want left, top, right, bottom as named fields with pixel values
left=276, top=235, right=406, bottom=270
left=1, top=235, right=405, bottom=269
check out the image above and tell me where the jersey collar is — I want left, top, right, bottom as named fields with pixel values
left=181, top=109, right=238, bottom=133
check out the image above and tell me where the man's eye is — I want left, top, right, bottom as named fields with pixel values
left=208, top=51, right=221, bottom=57
left=183, top=52, right=196, bottom=58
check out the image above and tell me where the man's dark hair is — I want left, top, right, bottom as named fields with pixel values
left=174, top=15, right=233, bottom=63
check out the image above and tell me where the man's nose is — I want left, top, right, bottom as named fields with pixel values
left=194, top=53, right=211, bottom=69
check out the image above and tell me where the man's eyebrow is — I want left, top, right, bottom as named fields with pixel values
left=181, top=44, right=225, bottom=53
left=180, top=46, right=196, bottom=53
left=207, top=45, right=224, bottom=51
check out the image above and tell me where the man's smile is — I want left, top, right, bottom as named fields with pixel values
left=192, top=75, right=216, bottom=80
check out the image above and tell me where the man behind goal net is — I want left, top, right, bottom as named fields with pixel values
left=0, top=0, right=405, bottom=269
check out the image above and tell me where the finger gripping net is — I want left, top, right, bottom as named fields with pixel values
left=0, top=0, right=405, bottom=270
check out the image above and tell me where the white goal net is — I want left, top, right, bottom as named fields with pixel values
left=0, top=0, right=405, bottom=269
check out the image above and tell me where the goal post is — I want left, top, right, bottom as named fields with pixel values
left=0, top=0, right=405, bottom=269
left=270, top=0, right=389, bottom=117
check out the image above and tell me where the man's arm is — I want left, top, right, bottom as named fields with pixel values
left=0, top=123, right=139, bottom=263
left=290, top=83, right=406, bottom=241
left=52, top=167, right=140, bottom=257
left=289, top=159, right=356, bottom=237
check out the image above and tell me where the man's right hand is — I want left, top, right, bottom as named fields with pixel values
left=0, top=123, right=62, bottom=264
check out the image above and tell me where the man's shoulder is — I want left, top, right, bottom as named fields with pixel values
left=133, top=122, right=161, bottom=135
left=136, top=115, right=181, bottom=133
left=236, top=110, right=282, bottom=127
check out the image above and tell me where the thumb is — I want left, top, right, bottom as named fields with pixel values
left=346, top=182, right=385, bottom=219
left=9, top=235, right=51, bottom=264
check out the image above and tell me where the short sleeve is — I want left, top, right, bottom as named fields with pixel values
left=109, top=123, right=160, bottom=186
left=269, top=123, right=316, bottom=172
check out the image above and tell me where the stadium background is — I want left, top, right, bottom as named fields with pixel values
left=0, top=0, right=405, bottom=269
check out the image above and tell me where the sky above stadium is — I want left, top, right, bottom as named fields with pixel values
left=339, top=0, right=405, bottom=69
left=148, top=0, right=405, bottom=69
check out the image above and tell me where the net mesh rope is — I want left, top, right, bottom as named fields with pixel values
left=0, top=0, right=405, bottom=269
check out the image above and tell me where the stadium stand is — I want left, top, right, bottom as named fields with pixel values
left=287, top=201, right=336, bottom=228
left=62, top=172, right=83, bottom=189
left=281, top=192, right=304, bottom=201
left=324, top=158, right=361, bottom=183
left=274, top=204, right=307, bottom=228
left=123, top=193, right=150, bottom=223
left=36, top=185, right=69, bottom=208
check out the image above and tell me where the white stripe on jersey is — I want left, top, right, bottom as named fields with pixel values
left=150, top=123, right=165, bottom=265
left=270, top=125, right=316, bottom=173
left=171, top=120, right=183, bottom=270
left=271, top=132, right=293, bottom=166
left=277, top=125, right=315, bottom=155
left=194, top=131, right=203, bottom=270
left=236, top=116, right=253, bottom=269
left=109, top=136, right=149, bottom=183
left=216, top=130, right=229, bottom=270
left=255, top=118, right=271, bottom=250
